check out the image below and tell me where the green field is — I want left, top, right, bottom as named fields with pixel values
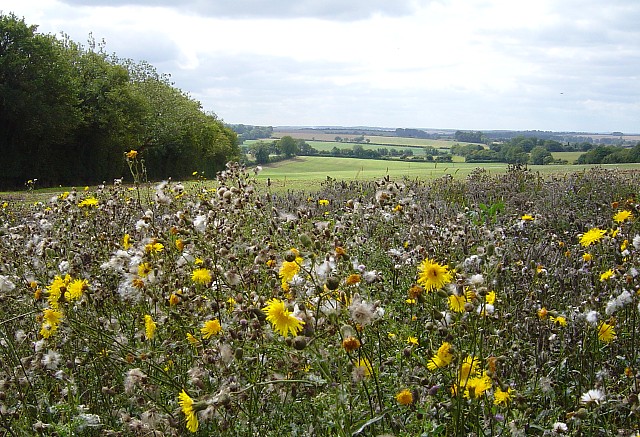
left=256, top=156, right=640, bottom=190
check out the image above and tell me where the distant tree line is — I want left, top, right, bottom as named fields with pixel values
left=245, top=136, right=452, bottom=164
left=451, top=135, right=640, bottom=165
left=576, top=144, right=640, bottom=164
left=228, top=124, right=273, bottom=142
left=0, top=13, right=239, bottom=189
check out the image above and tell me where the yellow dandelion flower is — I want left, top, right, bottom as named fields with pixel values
left=145, top=242, right=164, bottom=254
left=175, top=238, right=184, bottom=251
left=138, top=262, right=152, bottom=278
left=521, top=214, right=534, bottom=221
left=464, top=373, right=492, bottom=399
left=64, top=278, right=87, bottom=302
left=537, top=307, right=548, bottom=319
left=613, top=210, right=633, bottom=223
left=169, top=293, right=180, bottom=306
left=354, top=358, right=373, bottom=377
left=579, top=228, right=606, bottom=247
left=125, top=150, right=138, bottom=159
left=597, top=321, right=616, bottom=343
left=396, top=389, right=413, bottom=405
left=448, top=294, right=466, bottom=313
left=346, top=274, right=361, bottom=285
left=600, top=269, right=614, bottom=282
left=427, top=342, right=454, bottom=371
left=417, top=258, right=452, bottom=292
left=191, top=268, right=212, bottom=285
left=263, top=298, right=304, bottom=337
left=200, top=319, right=222, bottom=339
left=47, top=275, right=71, bottom=308
left=122, top=233, right=132, bottom=250
left=279, top=260, right=301, bottom=288
left=318, top=199, right=329, bottom=206
left=582, top=253, right=592, bottom=262
left=485, top=291, right=496, bottom=305
left=550, top=315, right=567, bottom=327
left=458, top=355, right=480, bottom=387
left=407, top=336, right=419, bottom=346
left=178, top=390, right=199, bottom=433
left=186, top=332, right=200, bottom=345
left=494, top=387, right=514, bottom=406
left=78, top=197, right=99, bottom=208
left=144, top=315, right=156, bottom=340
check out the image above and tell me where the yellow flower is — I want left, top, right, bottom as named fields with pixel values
left=346, top=274, right=361, bottom=285
left=47, top=275, right=71, bottom=308
left=427, top=342, right=454, bottom=371
left=613, top=210, right=633, bottom=223
left=582, top=253, right=592, bottom=262
left=122, top=233, right=132, bottom=250
left=448, top=294, right=466, bottom=313
left=137, top=262, right=152, bottom=278
left=494, top=387, right=514, bottom=405
left=407, top=336, right=419, bottom=346
left=178, top=390, right=199, bottom=433
left=64, top=278, right=87, bottom=301
left=191, top=268, right=212, bottom=285
left=600, top=269, right=614, bottom=282
left=550, top=315, right=567, bottom=327
left=579, top=228, right=606, bottom=247
left=521, top=214, right=534, bottom=221
left=78, top=197, right=99, bottom=208
left=186, top=332, right=200, bottom=346
left=40, top=308, right=63, bottom=338
left=125, top=149, right=138, bottom=159
left=175, top=238, right=184, bottom=251
left=168, top=293, right=180, bottom=306
left=145, top=241, right=164, bottom=254
left=396, top=389, right=413, bottom=405
left=464, top=373, right=492, bottom=399
left=318, top=199, right=329, bottom=206
left=417, top=258, right=452, bottom=292
left=354, top=358, right=373, bottom=377
left=144, top=315, right=156, bottom=340
left=263, top=298, right=304, bottom=337
left=201, top=319, right=222, bottom=339
left=537, top=307, right=548, bottom=319
left=279, top=260, right=301, bottom=290
left=457, top=355, right=480, bottom=387
left=485, top=291, right=496, bottom=305
left=597, top=321, right=616, bottom=343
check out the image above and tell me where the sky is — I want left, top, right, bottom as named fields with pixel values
left=3, top=0, right=640, bottom=132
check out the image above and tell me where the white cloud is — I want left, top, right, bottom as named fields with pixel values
left=3, top=0, right=640, bottom=131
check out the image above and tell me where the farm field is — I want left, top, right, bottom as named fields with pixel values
left=256, top=156, right=640, bottom=190
left=2, top=159, right=640, bottom=435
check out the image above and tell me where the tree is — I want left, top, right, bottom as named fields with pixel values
left=251, top=141, right=270, bottom=164
left=277, top=136, right=299, bottom=158
left=0, top=13, right=81, bottom=187
left=529, top=146, right=552, bottom=165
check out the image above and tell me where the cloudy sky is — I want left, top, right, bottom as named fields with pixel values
left=4, top=0, right=640, bottom=132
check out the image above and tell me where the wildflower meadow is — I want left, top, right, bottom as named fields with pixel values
left=1, top=158, right=640, bottom=436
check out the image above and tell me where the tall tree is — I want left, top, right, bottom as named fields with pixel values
left=0, top=14, right=81, bottom=187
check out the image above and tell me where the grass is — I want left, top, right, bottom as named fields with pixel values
left=255, top=156, right=640, bottom=191
left=2, top=161, right=640, bottom=435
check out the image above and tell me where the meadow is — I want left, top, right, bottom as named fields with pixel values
left=1, top=157, right=640, bottom=436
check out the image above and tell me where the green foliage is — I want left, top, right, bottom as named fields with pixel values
left=0, top=13, right=238, bottom=188
left=576, top=143, right=640, bottom=165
